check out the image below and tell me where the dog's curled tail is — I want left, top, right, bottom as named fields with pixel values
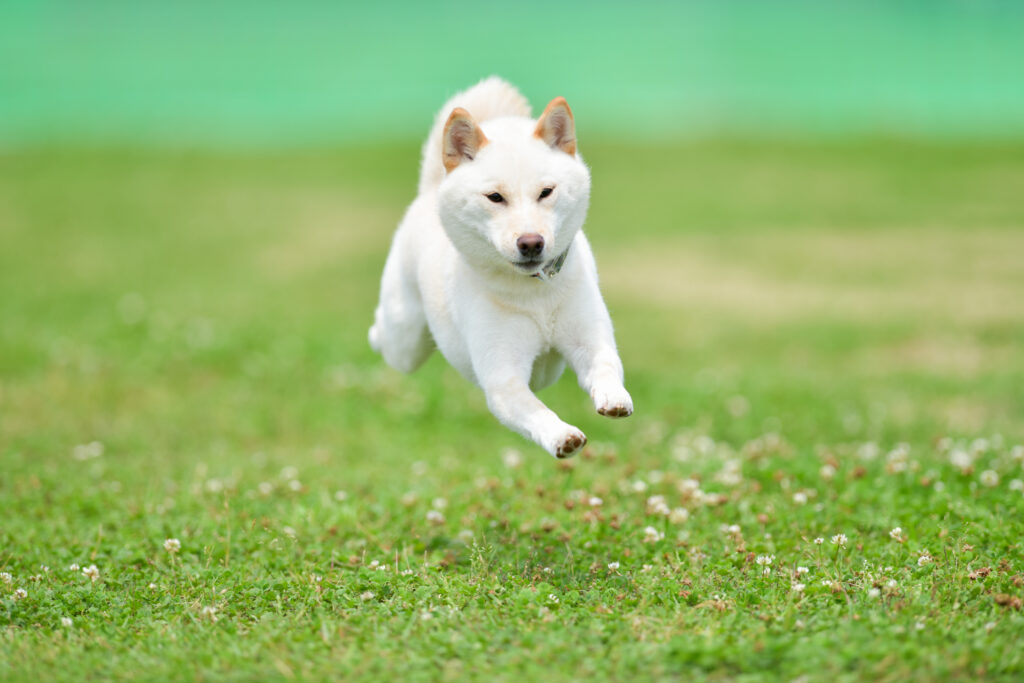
left=418, top=76, right=531, bottom=194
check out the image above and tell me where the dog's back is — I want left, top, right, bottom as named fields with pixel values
left=417, top=77, right=531, bottom=195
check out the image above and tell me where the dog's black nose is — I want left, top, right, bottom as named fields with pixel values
left=517, top=233, right=544, bottom=259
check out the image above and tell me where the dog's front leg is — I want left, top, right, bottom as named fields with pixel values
left=558, top=297, right=633, bottom=419
left=469, top=323, right=587, bottom=458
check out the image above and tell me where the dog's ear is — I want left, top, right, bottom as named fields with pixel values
left=534, top=97, right=576, bottom=156
left=443, top=108, right=488, bottom=173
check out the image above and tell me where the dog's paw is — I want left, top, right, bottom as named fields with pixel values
left=593, top=385, right=633, bottom=418
left=549, top=427, right=587, bottom=459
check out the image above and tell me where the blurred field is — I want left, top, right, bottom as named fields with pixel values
left=2, top=140, right=1024, bottom=679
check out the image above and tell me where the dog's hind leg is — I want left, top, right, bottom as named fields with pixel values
left=369, top=245, right=434, bottom=373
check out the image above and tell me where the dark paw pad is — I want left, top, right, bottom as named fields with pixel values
left=556, top=433, right=587, bottom=459
left=598, top=404, right=633, bottom=418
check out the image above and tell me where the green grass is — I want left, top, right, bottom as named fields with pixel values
left=1, top=140, right=1023, bottom=681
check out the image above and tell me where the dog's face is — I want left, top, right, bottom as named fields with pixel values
left=437, top=98, right=591, bottom=277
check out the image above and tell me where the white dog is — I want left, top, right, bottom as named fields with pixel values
left=369, top=77, right=632, bottom=458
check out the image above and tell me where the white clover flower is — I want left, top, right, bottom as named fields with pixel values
left=588, top=496, right=603, bottom=507
left=791, top=582, right=805, bottom=593
left=796, top=566, right=809, bottom=575
left=1009, top=479, right=1024, bottom=492
left=813, top=537, right=824, bottom=545
left=13, top=588, right=27, bottom=600
left=542, top=567, right=553, bottom=574
left=755, top=554, right=775, bottom=566
left=792, top=492, right=808, bottom=505
left=280, top=466, right=298, bottom=480
left=950, top=449, right=973, bottom=470
left=762, top=568, right=771, bottom=576
left=257, top=482, right=273, bottom=496
left=0, top=572, right=11, bottom=585
left=547, top=593, right=559, bottom=604
left=980, top=470, right=999, bottom=487
left=72, top=441, right=104, bottom=461
left=726, top=524, right=742, bottom=536
left=678, top=478, right=701, bottom=493
left=401, top=569, right=415, bottom=576
left=456, top=529, right=474, bottom=544
left=334, top=490, right=348, bottom=501
left=287, top=479, right=302, bottom=492
left=359, top=591, right=375, bottom=601
left=501, top=448, right=523, bottom=469
left=820, top=464, right=836, bottom=481
left=631, top=480, right=648, bottom=493
left=431, top=497, right=448, bottom=510
left=1011, top=445, right=1024, bottom=462
left=917, top=554, right=932, bottom=567
left=889, top=527, right=903, bottom=541
left=642, top=526, right=665, bottom=543
left=669, top=508, right=689, bottom=524
left=201, top=606, right=218, bottom=622
left=885, top=579, right=898, bottom=594
left=858, top=442, right=880, bottom=459
left=831, top=534, right=848, bottom=548
left=868, top=588, right=881, bottom=599
left=61, top=617, right=73, bottom=627
left=426, top=510, right=445, bottom=525
left=646, top=495, right=670, bottom=516
left=641, top=564, right=654, bottom=572
left=68, top=563, right=80, bottom=572
left=163, top=538, right=181, bottom=554
left=821, top=578, right=834, bottom=587
left=607, top=561, right=620, bottom=570
left=282, top=526, right=297, bottom=538
left=82, top=565, right=100, bottom=582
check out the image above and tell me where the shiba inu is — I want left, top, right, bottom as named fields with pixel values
left=369, top=77, right=632, bottom=458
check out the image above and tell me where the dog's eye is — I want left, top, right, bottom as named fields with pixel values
left=538, top=187, right=554, bottom=200
left=485, top=192, right=504, bottom=203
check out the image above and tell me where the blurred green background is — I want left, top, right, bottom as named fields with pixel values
left=3, top=2, right=1024, bottom=679
left=3, top=0, right=1024, bottom=145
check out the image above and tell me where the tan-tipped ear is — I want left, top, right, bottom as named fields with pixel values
left=534, top=96, right=576, bottom=156
left=442, top=107, right=489, bottom=173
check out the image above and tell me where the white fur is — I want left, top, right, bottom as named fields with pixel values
left=369, top=77, right=632, bottom=458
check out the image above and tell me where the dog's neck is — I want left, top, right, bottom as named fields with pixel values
left=531, top=245, right=570, bottom=283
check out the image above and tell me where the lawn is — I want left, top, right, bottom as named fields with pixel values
left=2, top=139, right=1023, bottom=680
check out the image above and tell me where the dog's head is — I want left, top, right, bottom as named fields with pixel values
left=437, top=97, right=591, bottom=278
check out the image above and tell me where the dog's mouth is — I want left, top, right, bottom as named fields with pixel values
left=512, top=259, right=544, bottom=270
left=513, top=259, right=544, bottom=273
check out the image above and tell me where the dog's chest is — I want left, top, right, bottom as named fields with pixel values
left=487, top=290, right=563, bottom=340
